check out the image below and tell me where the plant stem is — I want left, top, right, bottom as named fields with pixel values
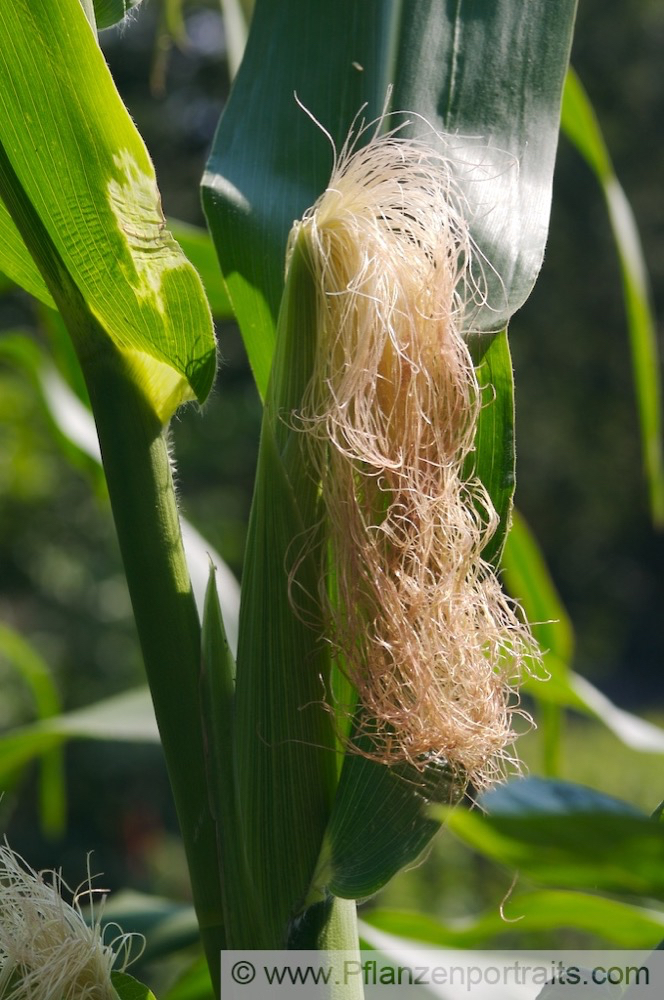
left=83, top=347, right=224, bottom=995
left=0, top=130, right=224, bottom=996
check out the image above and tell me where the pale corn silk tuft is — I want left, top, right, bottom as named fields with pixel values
left=0, top=843, right=138, bottom=1000
left=288, top=111, right=538, bottom=789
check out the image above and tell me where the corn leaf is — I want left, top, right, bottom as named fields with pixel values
left=364, top=891, right=664, bottom=949
left=168, top=219, right=234, bottom=320
left=0, top=0, right=215, bottom=418
left=203, top=0, right=577, bottom=399
left=562, top=68, right=664, bottom=526
left=440, top=778, right=664, bottom=898
left=0, top=216, right=231, bottom=323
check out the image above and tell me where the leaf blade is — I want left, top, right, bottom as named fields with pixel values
left=0, top=0, right=215, bottom=411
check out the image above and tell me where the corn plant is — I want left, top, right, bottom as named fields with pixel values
left=1, top=1, right=662, bottom=999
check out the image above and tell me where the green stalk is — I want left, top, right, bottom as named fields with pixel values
left=83, top=346, right=224, bottom=990
left=0, top=144, right=224, bottom=992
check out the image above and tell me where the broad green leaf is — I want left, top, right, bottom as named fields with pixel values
left=0, top=0, right=215, bottom=418
left=391, top=0, right=576, bottom=327
left=0, top=625, right=65, bottom=836
left=111, top=971, right=157, bottom=1000
left=562, top=69, right=664, bottom=526
left=364, top=891, right=664, bottom=949
left=0, top=215, right=230, bottom=322
left=441, top=778, right=664, bottom=898
left=203, top=0, right=577, bottom=399
left=168, top=219, right=233, bottom=320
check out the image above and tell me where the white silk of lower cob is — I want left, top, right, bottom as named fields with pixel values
left=288, top=126, right=535, bottom=789
left=0, top=843, right=134, bottom=1000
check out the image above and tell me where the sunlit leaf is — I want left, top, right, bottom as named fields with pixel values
left=0, top=0, right=215, bottom=418
left=203, top=0, right=577, bottom=399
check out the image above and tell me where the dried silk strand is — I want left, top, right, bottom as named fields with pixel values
left=288, top=119, right=537, bottom=788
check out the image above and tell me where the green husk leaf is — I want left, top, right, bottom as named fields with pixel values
left=231, top=238, right=337, bottom=946
left=321, top=746, right=465, bottom=900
